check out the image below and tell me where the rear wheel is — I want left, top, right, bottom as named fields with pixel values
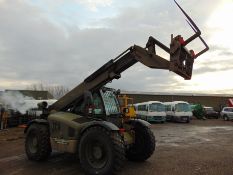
left=79, top=126, right=125, bottom=175
left=126, top=123, right=155, bottom=162
left=25, top=124, right=51, bottom=161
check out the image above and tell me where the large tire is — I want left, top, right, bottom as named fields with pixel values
left=79, top=126, right=125, bottom=175
left=25, top=124, right=51, bottom=161
left=126, top=123, right=155, bottom=162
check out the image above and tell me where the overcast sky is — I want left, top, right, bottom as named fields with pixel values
left=0, top=0, right=233, bottom=94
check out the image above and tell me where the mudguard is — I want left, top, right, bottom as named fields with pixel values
left=126, top=119, right=151, bottom=128
left=80, top=120, right=119, bottom=136
left=24, top=119, right=49, bottom=133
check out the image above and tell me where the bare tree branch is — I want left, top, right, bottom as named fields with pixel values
left=27, top=83, right=69, bottom=99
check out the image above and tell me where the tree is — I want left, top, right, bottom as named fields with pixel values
left=27, top=83, right=69, bottom=99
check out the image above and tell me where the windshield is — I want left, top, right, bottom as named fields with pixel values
left=149, top=103, right=165, bottom=112
left=101, top=90, right=120, bottom=115
left=175, top=103, right=191, bottom=112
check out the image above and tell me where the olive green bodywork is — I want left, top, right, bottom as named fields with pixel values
left=48, top=112, right=135, bottom=153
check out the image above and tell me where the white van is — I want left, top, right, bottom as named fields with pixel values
left=164, top=101, right=192, bottom=123
left=134, top=101, right=166, bottom=123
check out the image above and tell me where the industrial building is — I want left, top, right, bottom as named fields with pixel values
left=0, top=89, right=232, bottom=112
left=121, top=91, right=233, bottom=111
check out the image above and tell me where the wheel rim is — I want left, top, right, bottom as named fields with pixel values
left=28, top=132, right=38, bottom=154
left=85, top=139, right=108, bottom=169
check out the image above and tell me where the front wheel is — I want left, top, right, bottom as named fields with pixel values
left=25, top=124, right=51, bottom=161
left=223, top=115, right=229, bottom=121
left=79, top=126, right=125, bottom=175
left=126, top=123, right=155, bottom=162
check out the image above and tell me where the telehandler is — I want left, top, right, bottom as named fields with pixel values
left=24, top=1, right=208, bottom=175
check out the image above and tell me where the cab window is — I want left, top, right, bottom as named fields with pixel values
left=93, top=93, right=104, bottom=115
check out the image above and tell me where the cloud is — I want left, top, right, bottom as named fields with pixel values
left=77, top=0, right=113, bottom=11
left=109, top=63, right=179, bottom=92
left=0, top=0, right=231, bottom=94
left=0, top=0, right=145, bottom=90
left=218, top=50, right=233, bottom=56
left=171, top=69, right=233, bottom=94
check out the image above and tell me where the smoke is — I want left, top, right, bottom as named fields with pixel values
left=0, top=91, right=36, bottom=114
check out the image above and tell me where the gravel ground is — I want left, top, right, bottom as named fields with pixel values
left=0, top=119, right=232, bottom=175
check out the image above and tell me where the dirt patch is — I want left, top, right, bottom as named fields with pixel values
left=0, top=119, right=232, bottom=175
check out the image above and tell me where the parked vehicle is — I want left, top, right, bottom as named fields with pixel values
left=190, top=103, right=205, bottom=119
left=203, top=107, right=219, bottom=119
left=220, top=107, right=233, bottom=121
left=118, top=95, right=136, bottom=119
left=164, top=101, right=192, bottom=123
left=134, top=101, right=166, bottom=123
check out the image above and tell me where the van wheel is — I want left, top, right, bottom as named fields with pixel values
left=223, top=115, right=229, bottom=121
left=126, top=123, right=155, bottom=162
left=171, top=116, right=174, bottom=122
left=79, top=126, right=125, bottom=175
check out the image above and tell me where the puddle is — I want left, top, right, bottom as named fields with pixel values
left=154, top=125, right=233, bottom=147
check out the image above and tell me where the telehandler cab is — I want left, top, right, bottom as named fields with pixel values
left=24, top=1, right=208, bottom=175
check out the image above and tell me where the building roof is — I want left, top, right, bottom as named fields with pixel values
left=121, top=90, right=233, bottom=98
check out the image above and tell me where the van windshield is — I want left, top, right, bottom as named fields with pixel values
left=149, top=103, right=165, bottom=112
left=175, top=103, right=191, bottom=112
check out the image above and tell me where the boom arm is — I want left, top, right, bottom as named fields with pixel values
left=49, top=45, right=170, bottom=111
left=49, top=1, right=208, bottom=112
